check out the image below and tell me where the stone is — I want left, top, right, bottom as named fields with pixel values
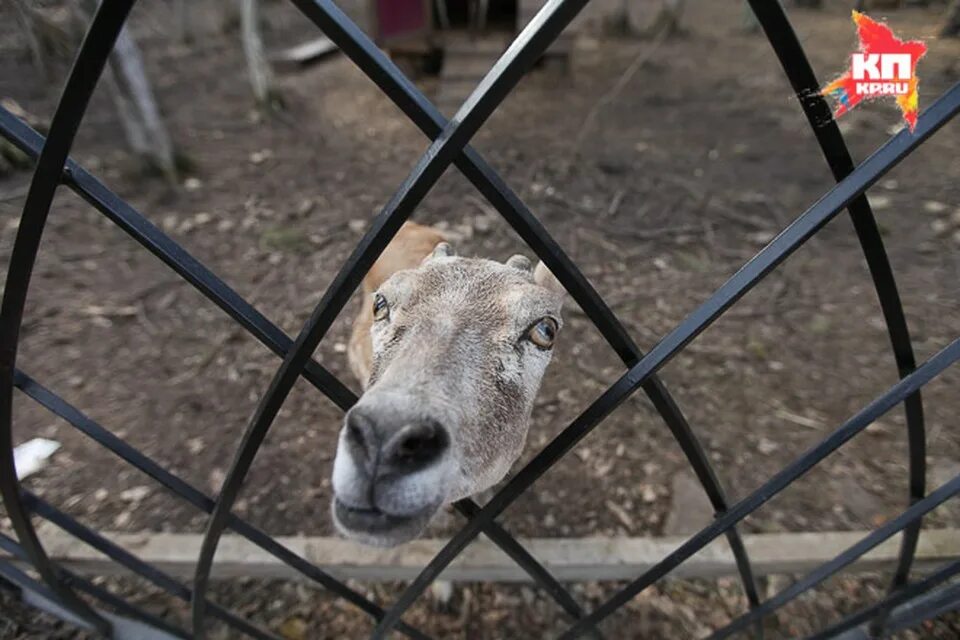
left=119, top=486, right=150, bottom=502
left=664, top=470, right=713, bottom=536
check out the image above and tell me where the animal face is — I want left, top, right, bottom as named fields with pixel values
left=331, top=245, right=565, bottom=546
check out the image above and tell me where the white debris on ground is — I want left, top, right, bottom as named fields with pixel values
left=13, top=437, right=61, bottom=480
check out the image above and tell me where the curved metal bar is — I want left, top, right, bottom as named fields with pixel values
left=0, top=533, right=191, bottom=639
left=877, top=580, right=960, bottom=638
left=23, top=492, right=283, bottom=640
left=190, top=1, right=591, bottom=635
left=0, top=1, right=139, bottom=634
left=0, top=108, right=599, bottom=634
left=706, top=474, right=960, bottom=640
left=371, top=83, right=960, bottom=638
left=452, top=502, right=596, bottom=628
left=0, top=114, right=594, bottom=635
left=558, top=338, right=960, bottom=640
left=12, top=370, right=430, bottom=640
left=290, top=0, right=759, bottom=617
left=0, top=106, right=356, bottom=412
left=746, top=0, right=927, bottom=615
left=1, top=103, right=574, bottom=633
left=805, top=558, right=960, bottom=640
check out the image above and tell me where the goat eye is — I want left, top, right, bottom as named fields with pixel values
left=373, top=293, right=389, bottom=321
left=528, top=317, right=558, bottom=349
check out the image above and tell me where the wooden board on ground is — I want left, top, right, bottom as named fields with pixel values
left=9, top=527, right=960, bottom=583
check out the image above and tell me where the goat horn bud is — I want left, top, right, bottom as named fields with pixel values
left=506, top=254, right=532, bottom=271
left=429, top=242, right=455, bottom=259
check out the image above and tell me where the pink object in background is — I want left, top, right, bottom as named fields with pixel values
left=375, top=0, right=429, bottom=41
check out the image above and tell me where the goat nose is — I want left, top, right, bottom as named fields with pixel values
left=381, top=421, right=449, bottom=473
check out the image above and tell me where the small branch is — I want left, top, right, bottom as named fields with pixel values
left=606, top=188, right=627, bottom=217
left=10, top=0, right=47, bottom=76
left=566, top=29, right=668, bottom=171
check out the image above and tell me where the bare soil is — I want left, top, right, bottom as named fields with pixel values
left=1, top=0, right=959, bottom=638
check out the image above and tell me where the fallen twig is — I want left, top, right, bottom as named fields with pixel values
left=0, top=184, right=30, bottom=203
left=566, top=29, right=669, bottom=171
left=606, top=188, right=627, bottom=217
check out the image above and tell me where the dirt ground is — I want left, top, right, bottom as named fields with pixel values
left=1, top=0, right=959, bottom=638
left=3, top=571, right=959, bottom=640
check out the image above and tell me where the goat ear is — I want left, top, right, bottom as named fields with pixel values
left=533, top=261, right=565, bottom=295
left=506, top=254, right=532, bottom=271
left=422, top=241, right=455, bottom=264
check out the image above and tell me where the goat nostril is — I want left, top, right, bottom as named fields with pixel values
left=397, top=432, right=438, bottom=459
left=387, top=422, right=448, bottom=470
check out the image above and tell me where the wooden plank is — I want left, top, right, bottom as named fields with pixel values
left=6, top=526, right=959, bottom=583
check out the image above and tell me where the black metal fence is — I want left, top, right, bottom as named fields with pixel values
left=1, top=0, right=958, bottom=638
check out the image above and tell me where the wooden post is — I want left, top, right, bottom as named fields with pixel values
left=71, top=0, right=178, bottom=181
left=240, top=0, right=281, bottom=109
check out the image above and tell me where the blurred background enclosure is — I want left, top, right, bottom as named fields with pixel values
left=1, top=0, right=960, bottom=638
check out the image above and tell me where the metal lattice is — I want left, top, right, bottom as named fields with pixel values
left=1, top=0, right=959, bottom=638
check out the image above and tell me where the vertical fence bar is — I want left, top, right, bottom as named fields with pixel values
left=0, top=1, right=141, bottom=634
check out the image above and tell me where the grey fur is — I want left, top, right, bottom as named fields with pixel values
left=332, top=254, right=565, bottom=546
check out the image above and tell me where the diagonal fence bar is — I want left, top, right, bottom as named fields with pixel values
left=0, top=109, right=594, bottom=640
left=746, top=4, right=927, bottom=628
left=13, top=367, right=597, bottom=638
left=874, top=580, right=960, bottom=638
left=0, top=105, right=356, bottom=412
left=0, top=532, right=191, bottom=639
left=12, top=369, right=431, bottom=640
left=190, top=0, right=594, bottom=635
left=20, top=492, right=283, bottom=640
left=706, top=473, right=960, bottom=640
left=558, top=336, right=960, bottom=639
left=0, top=106, right=584, bottom=635
left=0, top=557, right=190, bottom=639
left=806, top=558, right=960, bottom=640
left=0, top=0, right=956, bottom=636
left=371, top=82, right=960, bottom=637
left=289, top=0, right=760, bottom=617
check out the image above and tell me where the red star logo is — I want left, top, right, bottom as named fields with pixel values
left=821, top=11, right=928, bottom=131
